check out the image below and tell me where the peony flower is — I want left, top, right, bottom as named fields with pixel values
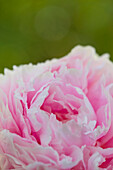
left=0, top=45, right=113, bottom=169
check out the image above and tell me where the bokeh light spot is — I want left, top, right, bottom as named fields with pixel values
left=35, top=6, right=71, bottom=41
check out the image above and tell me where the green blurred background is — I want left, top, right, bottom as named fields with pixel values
left=0, top=0, right=113, bottom=73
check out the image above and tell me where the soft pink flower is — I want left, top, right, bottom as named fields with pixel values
left=0, top=45, right=113, bottom=169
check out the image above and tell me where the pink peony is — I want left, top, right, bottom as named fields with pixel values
left=1, top=45, right=113, bottom=169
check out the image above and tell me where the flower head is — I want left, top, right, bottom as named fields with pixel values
left=0, top=46, right=113, bottom=169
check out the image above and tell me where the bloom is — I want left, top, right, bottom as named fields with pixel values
left=0, top=45, right=113, bottom=169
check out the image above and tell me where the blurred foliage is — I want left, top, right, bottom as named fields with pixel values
left=0, top=0, right=113, bottom=73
